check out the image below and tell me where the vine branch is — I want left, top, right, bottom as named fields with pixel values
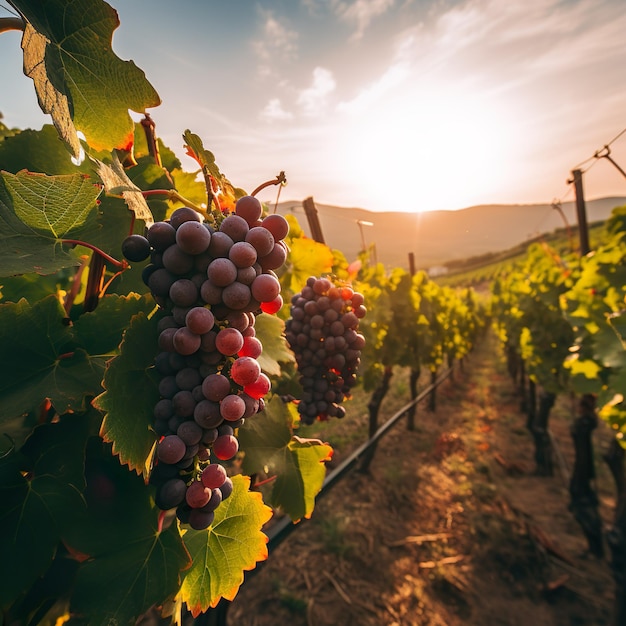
left=0, top=16, right=25, bottom=33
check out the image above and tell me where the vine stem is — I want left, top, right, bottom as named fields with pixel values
left=251, top=171, right=287, bottom=197
left=62, top=239, right=128, bottom=269
left=141, top=189, right=210, bottom=220
left=0, top=17, right=25, bottom=33
left=253, top=475, right=277, bottom=488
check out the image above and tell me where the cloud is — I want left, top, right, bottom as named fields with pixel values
left=253, top=10, right=299, bottom=78
left=297, top=67, right=337, bottom=116
left=260, top=98, right=294, bottom=122
left=331, top=0, right=396, bottom=40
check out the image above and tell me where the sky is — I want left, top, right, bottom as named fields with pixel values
left=0, top=0, right=625, bottom=213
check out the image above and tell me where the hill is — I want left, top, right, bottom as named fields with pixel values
left=274, top=197, right=626, bottom=270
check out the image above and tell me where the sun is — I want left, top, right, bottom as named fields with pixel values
left=332, top=84, right=516, bottom=212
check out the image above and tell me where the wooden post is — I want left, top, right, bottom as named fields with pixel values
left=408, top=252, right=416, bottom=276
left=570, top=169, right=590, bottom=255
left=302, top=197, right=325, bottom=244
left=568, top=168, right=604, bottom=556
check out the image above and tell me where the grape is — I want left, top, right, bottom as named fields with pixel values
left=261, top=214, right=289, bottom=240
left=177, top=420, right=203, bottom=446
left=201, top=487, right=223, bottom=512
left=155, top=478, right=187, bottom=509
left=172, top=390, right=196, bottom=417
left=185, top=307, right=215, bottom=334
left=219, top=476, right=234, bottom=500
left=162, top=245, right=194, bottom=275
left=207, top=258, right=238, bottom=287
left=173, top=327, right=201, bottom=355
left=175, top=367, right=202, bottom=390
left=202, top=373, right=231, bottom=402
left=215, top=328, right=244, bottom=356
left=122, top=234, right=151, bottom=262
left=245, top=226, right=275, bottom=257
left=229, top=241, right=257, bottom=268
left=238, top=336, right=263, bottom=358
left=194, top=400, right=224, bottom=429
left=208, top=231, right=234, bottom=258
left=157, top=435, right=186, bottom=464
left=186, top=480, right=211, bottom=508
left=251, top=273, right=281, bottom=303
left=235, top=195, right=263, bottom=225
left=222, top=282, right=251, bottom=310
left=188, top=509, right=215, bottom=530
left=220, top=394, right=246, bottom=421
left=220, top=214, right=249, bottom=242
left=213, top=434, right=239, bottom=460
left=170, top=279, right=198, bottom=307
left=176, top=220, right=211, bottom=255
left=230, top=356, right=261, bottom=386
left=201, top=463, right=227, bottom=489
left=147, top=221, right=177, bottom=251
left=148, top=268, right=176, bottom=297
left=260, top=294, right=283, bottom=314
left=259, top=241, right=287, bottom=271
left=243, top=372, right=270, bottom=400
left=170, top=206, right=201, bottom=229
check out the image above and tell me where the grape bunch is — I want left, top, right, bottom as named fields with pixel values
left=121, top=196, right=289, bottom=530
left=285, top=277, right=366, bottom=425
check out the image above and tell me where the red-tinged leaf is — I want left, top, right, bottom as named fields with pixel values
left=93, top=313, right=160, bottom=473
left=179, top=475, right=273, bottom=615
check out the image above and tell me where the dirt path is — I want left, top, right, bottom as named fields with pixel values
left=226, top=331, right=617, bottom=626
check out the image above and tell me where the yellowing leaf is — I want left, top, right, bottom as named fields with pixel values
left=285, top=237, right=334, bottom=294
left=179, top=475, right=272, bottom=615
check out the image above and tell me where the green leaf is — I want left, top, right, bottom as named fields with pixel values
left=93, top=312, right=160, bottom=473
left=0, top=177, right=84, bottom=277
left=0, top=415, right=90, bottom=610
left=254, top=313, right=294, bottom=376
left=0, top=125, right=92, bottom=175
left=73, top=293, right=155, bottom=356
left=239, top=396, right=332, bottom=521
left=0, top=297, right=104, bottom=444
left=71, top=511, right=189, bottom=626
left=180, top=475, right=272, bottom=615
left=14, top=0, right=160, bottom=156
left=1, top=170, right=101, bottom=238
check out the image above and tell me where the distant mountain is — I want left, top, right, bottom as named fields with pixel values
left=274, top=197, right=626, bottom=270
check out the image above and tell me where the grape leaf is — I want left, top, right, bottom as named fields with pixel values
left=179, top=475, right=272, bottom=615
left=239, top=396, right=332, bottom=521
left=0, top=297, right=105, bottom=444
left=0, top=174, right=94, bottom=276
left=0, top=125, right=92, bottom=175
left=71, top=514, right=189, bottom=626
left=93, top=312, right=160, bottom=473
left=92, top=153, right=154, bottom=226
left=1, top=170, right=101, bottom=237
left=15, top=0, right=161, bottom=156
left=254, top=313, right=295, bottom=376
left=283, top=237, right=335, bottom=294
left=0, top=415, right=90, bottom=610
left=73, top=293, right=155, bottom=356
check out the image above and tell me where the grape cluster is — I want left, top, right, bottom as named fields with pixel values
left=122, top=196, right=289, bottom=530
left=285, top=277, right=366, bottom=425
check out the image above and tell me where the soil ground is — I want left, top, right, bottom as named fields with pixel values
left=226, top=330, right=618, bottom=626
